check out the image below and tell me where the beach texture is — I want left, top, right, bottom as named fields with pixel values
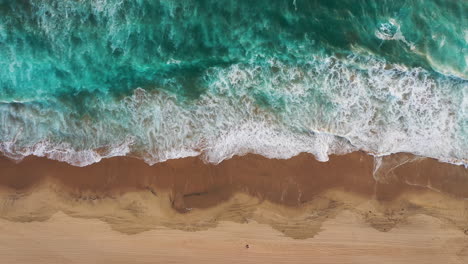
left=0, top=152, right=467, bottom=263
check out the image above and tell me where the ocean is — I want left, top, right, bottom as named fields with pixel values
left=0, top=0, right=466, bottom=166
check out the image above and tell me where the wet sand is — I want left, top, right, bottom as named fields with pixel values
left=0, top=152, right=467, bottom=263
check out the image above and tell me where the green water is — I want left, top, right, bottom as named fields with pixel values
left=0, top=0, right=466, bottom=165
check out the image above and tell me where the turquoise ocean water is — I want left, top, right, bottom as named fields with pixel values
left=0, top=0, right=466, bottom=166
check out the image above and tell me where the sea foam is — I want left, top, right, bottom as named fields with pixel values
left=1, top=54, right=466, bottom=166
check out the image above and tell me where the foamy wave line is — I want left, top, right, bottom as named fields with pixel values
left=0, top=121, right=354, bottom=166
left=0, top=138, right=135, bottom=167
left=1, top=127, right=466, bottom=168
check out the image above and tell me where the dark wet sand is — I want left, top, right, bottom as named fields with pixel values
left=0, top=152, right=467, bottom=263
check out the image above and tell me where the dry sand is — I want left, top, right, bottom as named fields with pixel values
left=0, top=152, right=467, bottom=263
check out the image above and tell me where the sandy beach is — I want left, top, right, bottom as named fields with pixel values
left=0, top=152, right=467, bottom=263
left=1, top=1, right=466, bottom=263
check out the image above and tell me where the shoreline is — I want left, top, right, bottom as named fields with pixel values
left=0, top=151, right=467, bottom=263
left=3, top=147, right=467, bottom=168
left=1, top=151, right=468, bottom=198
left=0, top=151, right=467, bottom=221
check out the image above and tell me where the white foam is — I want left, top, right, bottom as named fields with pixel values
left=0, top=137, right=134, bottom=167
left=0, top=54, right=466, bottom=167
left=375, top=19, right=415, bottom=50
